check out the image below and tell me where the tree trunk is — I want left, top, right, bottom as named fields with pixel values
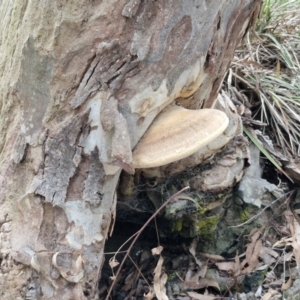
left=0, top=0, right=261, bottom=299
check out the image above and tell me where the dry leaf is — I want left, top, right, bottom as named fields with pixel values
left=267, top=278, right=283, bottom=286
left=186, top=291, right=217, bottom=300
left=191, top=264, right=208, bottom=280
left=292, top=220, right=300, bottom=265
left=184, top=265, right=208, bottom=282
left=250, top=239, right=262, bottom=268
left=152, top=246, right=164, bottom=256
left=278, top=251, right=294, bottom=263
left=262, top=292, right=272, bottom=300
left=200, top=253, right=225, bottom=261
left=282, top=276, right=292, bottom=290
left=153, top=256, right=168, bottom=300
left=263, top=246, right=279, bottom=258
left=181, top=278, right=220, bottom=291
left=216, top=261, right=236, bottom=272
left=273, top=235, right=293, bottom=248
left=284, top=211, right=300, bottom=265
left=259, top=247, right=276, bottom=265
left=185, top=269, right=194, bottom=281
left=144, top=288, right=155, bottom=300
left=255, top=264, right=269, bottom=271
left=242, top=232, right=262, bottom=273
left=255, top=285, right=262, bottom=298
left=262, top=288, right=278, bottom=300
left=189, top=238, right=204, bottom=268
left=234, top=253, right=241, bottom=277
left=109, top=257, right=119, bottom=268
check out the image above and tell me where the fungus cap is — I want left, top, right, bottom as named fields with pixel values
left=133, top=105, right=229, bottom=169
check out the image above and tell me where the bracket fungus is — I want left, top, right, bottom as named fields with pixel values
left=133, top=105, right=229, bottom=169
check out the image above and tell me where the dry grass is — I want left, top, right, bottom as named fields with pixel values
left=228, top=0, right=300, bottom=155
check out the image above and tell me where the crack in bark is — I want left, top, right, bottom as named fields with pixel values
left=84, top=59, right=100, bottom=88
left=70, top=40, right=140, bottom=109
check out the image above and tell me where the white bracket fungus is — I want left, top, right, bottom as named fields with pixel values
left=133, top=105, right=229, bottom=169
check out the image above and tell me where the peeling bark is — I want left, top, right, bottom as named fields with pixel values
left=29, top=111, right=89, bottom=205
left=0, top=0, right=262, bottom=299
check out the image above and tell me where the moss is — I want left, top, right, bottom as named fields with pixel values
left=196, top=215, right=220, bottom=236
left=172, top=218, right=184, bottom=232
left=198, top=207, right=208, bottom=214
left=168, top=272, right=178, bottom=281
left=240, top=206, right=250, bottom=222
left=168, top=206, right=222, bottom=237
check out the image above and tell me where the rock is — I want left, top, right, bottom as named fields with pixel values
left=284, top=277, right=300, bottom=300
left=237, top=144, right=283, bottom=208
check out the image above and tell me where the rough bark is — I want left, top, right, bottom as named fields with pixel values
left=0, top=0, right=262, bottom=299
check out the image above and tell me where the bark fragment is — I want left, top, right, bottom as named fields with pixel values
left=29, top=112, right=89, bottom=205
left=122, top=0, right=141, bottom=18
left=83, top=149, right=105, bottom=206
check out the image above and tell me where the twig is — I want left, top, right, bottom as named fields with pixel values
left=128, top=255, right=151, bottom=287
left=104, top=251, right=128, bottom=255
left=154, top=216, right=160, bottom=247
left=229, top=190, right=293, bottom=228
left=105, top=186, right=190, bottom=300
